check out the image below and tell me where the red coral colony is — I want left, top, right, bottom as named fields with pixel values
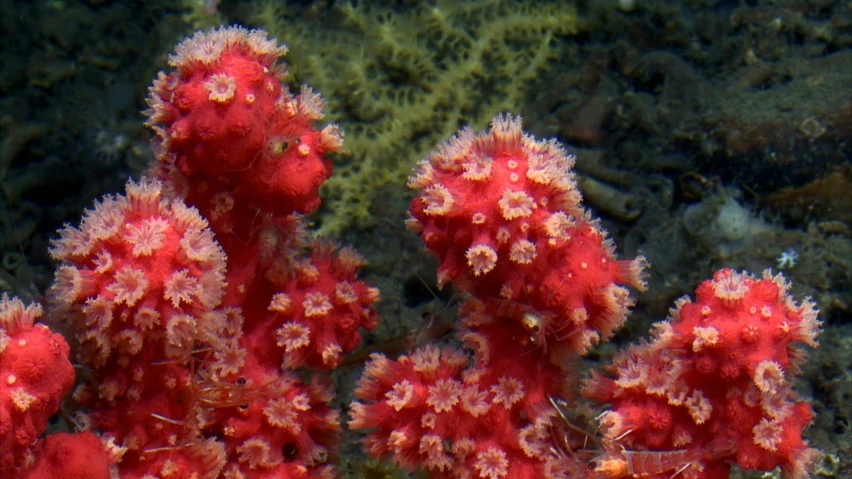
left=0, top=26, right=823, bottom=479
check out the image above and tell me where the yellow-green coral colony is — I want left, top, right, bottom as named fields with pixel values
left=246, top=1, right=578, bottom=236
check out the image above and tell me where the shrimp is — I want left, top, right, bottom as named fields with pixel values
left=142, top=350, right=280, bottom=455
left=591, top=438, right=736, bottom=478
left=340, top=309, right=456, bottom=367
left=595, top=449, right=702, bottom=478
left=341, top=274, right=457, bottom=366
left=547, top=395, right=601, bottom=459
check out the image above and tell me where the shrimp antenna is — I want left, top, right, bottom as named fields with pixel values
left=548, top=395, right=602, bottom=448
left=412, top=271, right=457, bottom=308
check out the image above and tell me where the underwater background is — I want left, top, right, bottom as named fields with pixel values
left=0, top=0, right=849, bottom=477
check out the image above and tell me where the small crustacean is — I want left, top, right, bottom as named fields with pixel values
left=142, top=351, right=281, bottom=454
left=592, top=449, right=702, bottom=478
left=341, top=275, right=457, bottom=367
left=521, top=309, right=547, bottom=347
left=341, top=308, right=456, bottom=367
left=547, top=395, right=600, bottom=459
left=591, top=438, right=737, bottom=479
left=678, top=171, right=720, bottom=202
left=489, top=297, right=579, bottom=356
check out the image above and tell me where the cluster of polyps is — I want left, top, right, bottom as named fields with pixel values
left=406, top=113, right=648, bottom=362
left=350, top=114, right=651, bottom=478
left=585, top=269, right=821, bottom=479
left=33, top=26, right=379, bottom=479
